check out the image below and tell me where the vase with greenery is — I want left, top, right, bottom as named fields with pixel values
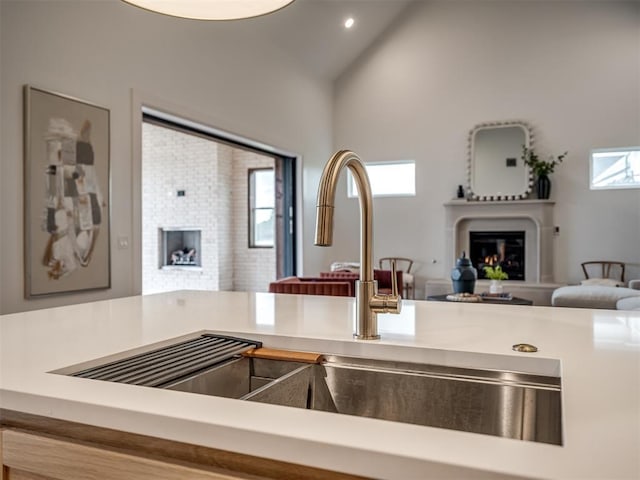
left=522, top=146, right=567, bottom=199
left=483, top=265, right=509, bottom=294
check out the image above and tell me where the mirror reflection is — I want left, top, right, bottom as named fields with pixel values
left=468, top=122, right=533, bottom=201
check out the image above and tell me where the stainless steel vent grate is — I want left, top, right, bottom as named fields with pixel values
left=70, top=334, right=261, bottom=387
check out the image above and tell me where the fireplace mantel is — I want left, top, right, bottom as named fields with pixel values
left=444, top=199, right=555, bottom=283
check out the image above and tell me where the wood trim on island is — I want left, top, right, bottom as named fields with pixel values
left=2, top=430, right=253, bottom=480
left=0, top=410, right=366, bottom=480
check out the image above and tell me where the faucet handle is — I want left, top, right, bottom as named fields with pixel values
left=390, top=259, right=400, bottom=298
left=370, top=259, right=403, bottom=314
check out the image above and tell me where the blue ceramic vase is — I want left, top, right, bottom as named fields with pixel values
left=451, top=252, right=477, bottom=294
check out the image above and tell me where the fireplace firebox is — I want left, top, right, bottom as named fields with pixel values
left=160, top=228, right=202, bottom=268
left=470, top=231, right=525, bottom=281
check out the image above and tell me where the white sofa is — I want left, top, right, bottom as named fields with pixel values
left=552, top=280, right=640, bottom=310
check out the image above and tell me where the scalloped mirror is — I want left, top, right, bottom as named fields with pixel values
left=468, top=121, right=533, bottom=201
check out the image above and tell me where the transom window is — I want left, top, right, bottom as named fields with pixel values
left=590, top=147, right=640, bottom=190
left=347, top=161, right=416, bottom=198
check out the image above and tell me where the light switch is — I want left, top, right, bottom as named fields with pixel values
left=117, top=236, right=129, bottom=249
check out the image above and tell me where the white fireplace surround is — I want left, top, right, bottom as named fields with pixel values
left=445, top=200, right=555, bottom=283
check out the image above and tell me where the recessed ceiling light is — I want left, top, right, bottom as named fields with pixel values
left=122, top=0, right=296, bottom=20
left=344, top=17, right=355, bottom=29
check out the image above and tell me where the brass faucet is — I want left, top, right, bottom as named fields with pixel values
left=315, top=150, right=402, bottom=339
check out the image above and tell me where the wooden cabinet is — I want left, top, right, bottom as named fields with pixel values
left=1, top=430, right=254, bottom=480
left=0, top=411, right=362, bottom=480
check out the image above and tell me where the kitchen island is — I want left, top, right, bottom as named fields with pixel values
left=1, top=290, right=638, bottom=479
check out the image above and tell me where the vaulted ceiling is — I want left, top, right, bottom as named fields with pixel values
left=247, top=0, right=413, bottom=81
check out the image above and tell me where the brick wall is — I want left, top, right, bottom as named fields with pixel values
left=217, top=144, right=234, bottom=291
left=231, top=149, right=276, bottom=292
left=142, top=122, right=275, bottom=294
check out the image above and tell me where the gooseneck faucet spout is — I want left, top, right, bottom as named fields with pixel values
left=315, top=150, right=402, bottom=340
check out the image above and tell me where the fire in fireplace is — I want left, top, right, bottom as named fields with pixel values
left=469, top=231, right=525, bottom=280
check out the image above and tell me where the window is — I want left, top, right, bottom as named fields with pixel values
left=590, top=147, right=640, bottom=190
left=347, top=161, right=416, bottom=198
left=249, top=168, right=275, bottom=247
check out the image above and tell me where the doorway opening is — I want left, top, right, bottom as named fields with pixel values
left=141, top=111, right=297, bottom=295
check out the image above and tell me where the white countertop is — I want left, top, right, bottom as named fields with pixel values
left=1, top=290, right=639, bottom=479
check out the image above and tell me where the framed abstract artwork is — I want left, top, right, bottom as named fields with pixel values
left=24, top=85, right=111, bottom=297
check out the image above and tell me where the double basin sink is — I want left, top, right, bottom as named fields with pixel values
left=65, top=334, right=563, bottom=445
left=165, top=353, right=562, bottom=445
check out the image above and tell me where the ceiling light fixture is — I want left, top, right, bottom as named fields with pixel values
left=122, top=0, right=296, bottom=21
left=344, top=17, right=355, bottom=29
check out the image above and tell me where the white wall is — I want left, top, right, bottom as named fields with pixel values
left=0, top=0, right=332, bottom=313
left=332, top=1, right=640, bottom=292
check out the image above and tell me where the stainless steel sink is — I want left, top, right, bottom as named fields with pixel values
left=164, top=354, right=562, bottom=446
left=164, top=356, right=312, bottom=408
left=60, top=334, right=562, bottom=445
left=306, top=356, right=562, bottom=445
